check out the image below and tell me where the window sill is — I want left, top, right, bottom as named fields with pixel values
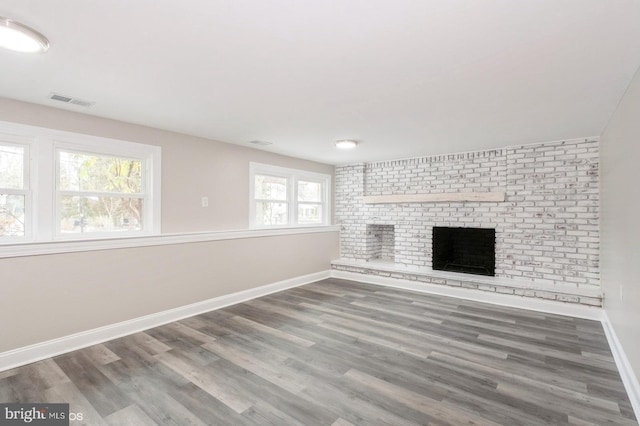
left=0, top=225, right=340, bottom=259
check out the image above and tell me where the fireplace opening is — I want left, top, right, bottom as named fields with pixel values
left=432, top=227, right=495, bottom=276
left=366, top=224, right=395, bottom=262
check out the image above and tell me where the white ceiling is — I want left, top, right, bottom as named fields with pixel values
left=1, top=1, right=640, bottom=165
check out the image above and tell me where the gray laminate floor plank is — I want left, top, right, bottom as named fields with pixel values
left=0, top=278, right=636, bottom=425
left=168, top=382, right=249, bottom=426
left=44, top=381, right=108, bottom=426
left=53, top=352, right=131, bottom=417
left=104, top=404, right=158, bottom=426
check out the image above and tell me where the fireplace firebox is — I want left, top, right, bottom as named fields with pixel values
left=432, top=227, right=495, bottom=276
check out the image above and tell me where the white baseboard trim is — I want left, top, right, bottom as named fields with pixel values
left=601, top=311, right=640, bottom=420
left=330, top=270, right=603, bottom=321
left=0, top=270, right=331, bottom=372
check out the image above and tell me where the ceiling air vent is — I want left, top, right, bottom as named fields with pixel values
left=249, top=140, right=273, bottom=146
left=48, top=93, right=95, bottom=108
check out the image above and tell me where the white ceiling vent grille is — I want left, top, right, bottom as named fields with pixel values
left=48, top=93, right=95, bottom=108
left=249, top=140, right=273, bottom=146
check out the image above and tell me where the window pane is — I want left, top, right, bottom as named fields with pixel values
left=255, top=175, right=287, bottom=201
left=60, top=195, right=143, bottom=233
left=298, top=180, right=322, bottom=202
left=298, top=203, right=322, bottom=224
left=0, top=145, right=24, bottom=189
left=0, top=194, right=25, bottom=237
left=59, top=151, right=142, bottom=193
left=256, top=201, right=288, bottom=226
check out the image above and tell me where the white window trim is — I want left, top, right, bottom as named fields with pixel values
left=0, top=120, right=161, bottom=244
left=249, top=162, right=331, bottom=228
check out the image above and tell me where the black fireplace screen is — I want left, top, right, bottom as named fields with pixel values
left=432, top=227, right=495, bottom=276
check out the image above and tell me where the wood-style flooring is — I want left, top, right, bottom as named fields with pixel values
left=0, top=278, right=637, bottom=425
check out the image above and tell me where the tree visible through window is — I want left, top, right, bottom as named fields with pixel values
left=58, top=151, right=144, bottom=234
left=254, top=174, right=288, bottom=226
left=0, top=143, right=27, bottom=238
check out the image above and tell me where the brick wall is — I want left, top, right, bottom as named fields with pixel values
left=335, top=139, right=600, bottom=289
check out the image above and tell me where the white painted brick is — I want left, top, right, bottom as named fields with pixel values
left=336, top=140, right=600, bottom=289
left=579, top=297, right=601, bottom=306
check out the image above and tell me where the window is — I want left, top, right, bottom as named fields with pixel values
left=250, top=163, right=330, bottom=228
left=297, top=180, right=324, bottom=224
left=0, top=121, right=161, bottom=244
left=57, top=151, right=145, bottom=235
left=254, top=174, right=289, bottom=226
left=0, top=137, right=30, bottom=240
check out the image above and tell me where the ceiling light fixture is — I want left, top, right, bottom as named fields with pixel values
left=0, top=17, right=49, bottom=53
left=335, top=139, right=358, bottom=150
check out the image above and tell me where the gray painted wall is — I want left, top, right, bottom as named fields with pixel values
left=0, top=232, right=339, bottom=352
left=600, top=67, right=640, bottom=382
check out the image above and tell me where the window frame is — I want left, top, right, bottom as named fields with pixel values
left=0, top=121, right=161, bottom=244
left=54, top=145, right=147, bottom=239
left=296, top=178, right=327, bottom=226
left=0, top=134, right=32, bottom=242
left=249, top=162, right=331, bottom=229
left=252, top=173, right=290, bottom=226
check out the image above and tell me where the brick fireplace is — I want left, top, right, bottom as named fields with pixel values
left=332, top=138, right=602, bottom=306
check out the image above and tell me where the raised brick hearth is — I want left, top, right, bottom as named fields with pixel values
left=333, top=138, right=602, bottom=306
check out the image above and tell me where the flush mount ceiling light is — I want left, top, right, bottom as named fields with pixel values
left=0, top=17, right=49, bottom=53
left=335, top=139, right=358, bottom=150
